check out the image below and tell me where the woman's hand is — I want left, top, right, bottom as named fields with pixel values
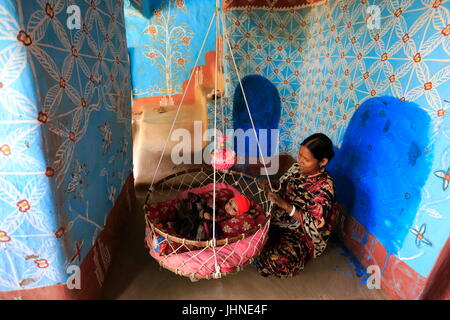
left=257, top=177, right=270, bottom=189
left=258, top=178, right=280, bottom=195
left=267, top=192, right=290, bottom=211
left=203, top=212, right=211, bottom=220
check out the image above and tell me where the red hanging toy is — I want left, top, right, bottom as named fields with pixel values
left=211, top=135, right=236, bottom=170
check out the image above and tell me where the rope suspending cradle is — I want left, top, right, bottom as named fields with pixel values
left=144, top=2, right=275, bottom=280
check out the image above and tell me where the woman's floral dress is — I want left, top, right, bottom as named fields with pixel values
left=254, top=163, right=335, bottom=278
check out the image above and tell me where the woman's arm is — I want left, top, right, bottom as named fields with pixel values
left=267, top=192, right=303, bottom=221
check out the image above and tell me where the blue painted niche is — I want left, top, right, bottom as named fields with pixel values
left=327, top=96, right=433, bottom=254
left=232, top=74, right=281, bottom=157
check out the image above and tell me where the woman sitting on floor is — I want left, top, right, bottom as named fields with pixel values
left=255, top=133, right=336, bottom=278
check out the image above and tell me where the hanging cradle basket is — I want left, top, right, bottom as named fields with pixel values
left=144, top=167, right=271, bottom=280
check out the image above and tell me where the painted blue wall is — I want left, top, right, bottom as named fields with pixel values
left=0, top=0, right=132, bottom=291
left=328, top=97, right=433, bottom=254
left=232, top=74, right=281, bottom=157
left=222, top=0, right=450, bottom=279
left=124, top=0, right=216, bottom=98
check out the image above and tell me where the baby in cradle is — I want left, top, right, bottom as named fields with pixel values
left=173, top=193, right=251, bottom=241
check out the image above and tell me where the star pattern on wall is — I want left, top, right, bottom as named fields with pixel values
left=218, top=0, right=449, bottom=155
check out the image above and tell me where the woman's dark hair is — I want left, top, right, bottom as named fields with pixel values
left=301, top=133, right=335, bottom=161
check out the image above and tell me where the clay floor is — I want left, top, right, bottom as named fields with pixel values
left=100, top=191, right=387, bottom=300
left=99, top=104, right=387, bottom=300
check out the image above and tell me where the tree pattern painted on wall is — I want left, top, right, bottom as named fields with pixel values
left=142, top=0, right=193, bottom=97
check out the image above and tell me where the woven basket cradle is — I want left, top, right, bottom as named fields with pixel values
left=144, top=167, right=271, bottom=280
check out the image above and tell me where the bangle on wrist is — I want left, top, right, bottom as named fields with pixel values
left=289, top=205, right=296, bottom=217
